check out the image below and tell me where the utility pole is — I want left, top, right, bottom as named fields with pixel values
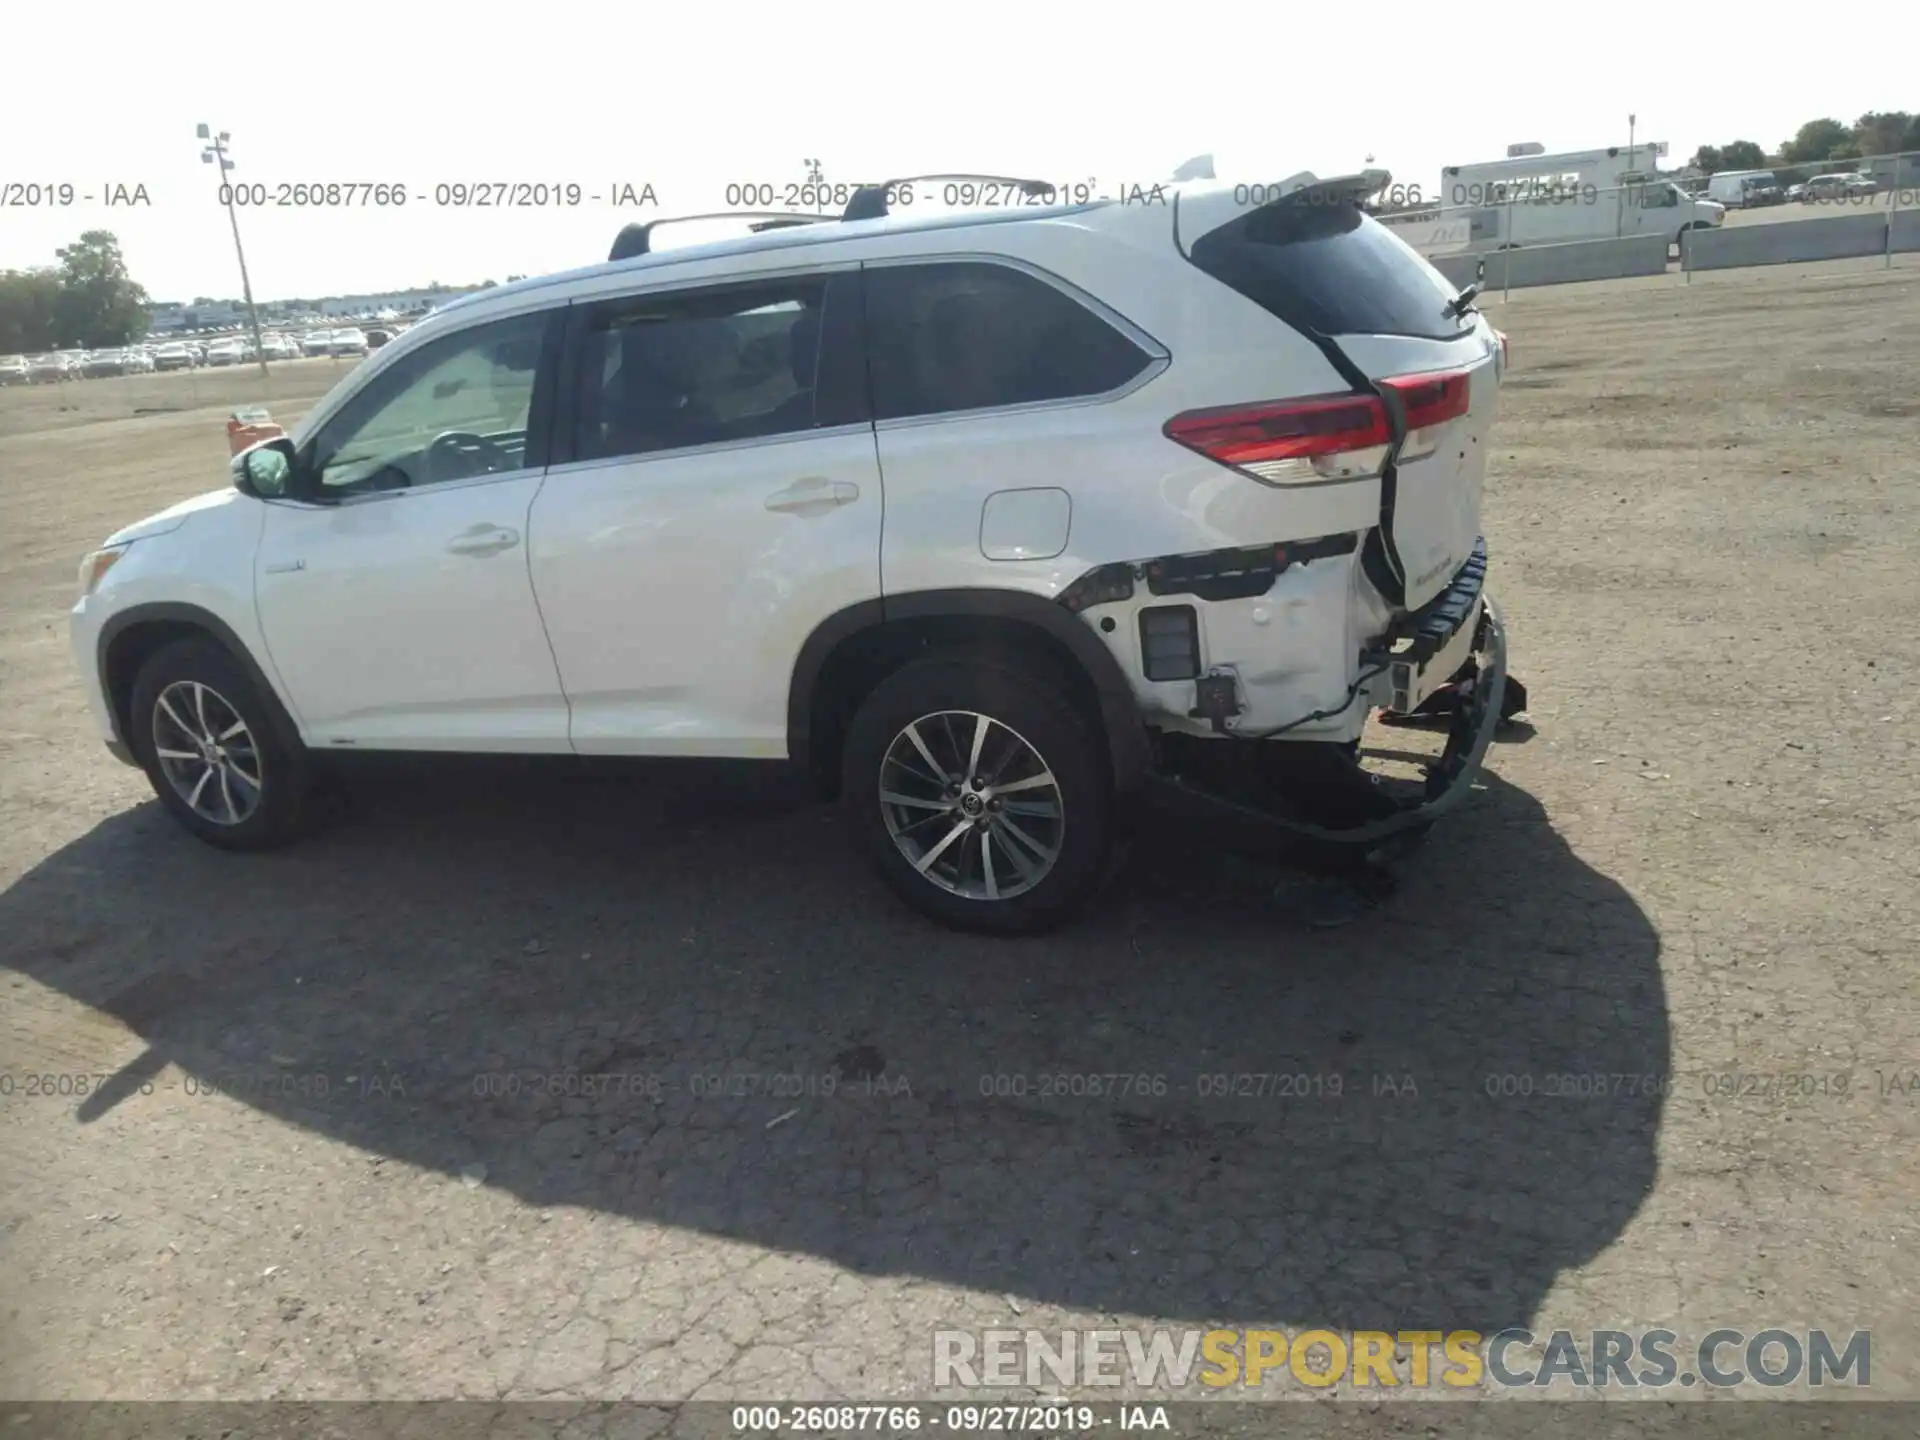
left=198, top=124, right=270, bottom=381
left=1620, top=113, right=1638, bottom=237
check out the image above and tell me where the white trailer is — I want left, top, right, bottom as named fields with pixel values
left=1379, top=142, right=1723, bottom=257
left=1440, top=143, right=1670, bottom=208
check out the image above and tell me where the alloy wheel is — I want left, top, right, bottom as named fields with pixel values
left=151, top=680, right=264, bottom=826
left=878, top=710, right=1065, bottom=901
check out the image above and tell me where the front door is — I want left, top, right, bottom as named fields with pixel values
left=254, top=307, right=573, bottom=752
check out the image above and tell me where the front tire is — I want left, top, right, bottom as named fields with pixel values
left=841, top=652, right=1114, bottom=935
left=129, top=638, right=312, bottom=850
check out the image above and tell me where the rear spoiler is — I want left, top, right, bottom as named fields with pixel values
left=1281, top=169, right=1393, bottom=206
left=1173, top=169, right=1393, bottom=256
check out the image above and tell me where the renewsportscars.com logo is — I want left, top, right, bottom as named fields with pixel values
left=932, top=1327, right=1871, bottom=1391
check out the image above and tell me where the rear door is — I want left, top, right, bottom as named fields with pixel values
left=1179, top=187, right=1501, bottom=610
left=527, top=268, right=880, bottom=757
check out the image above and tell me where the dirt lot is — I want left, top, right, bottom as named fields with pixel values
left=1, top=260, right=1916, bottom=1414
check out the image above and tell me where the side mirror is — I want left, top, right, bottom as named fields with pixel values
left=233, top=437, right=298, bottom=499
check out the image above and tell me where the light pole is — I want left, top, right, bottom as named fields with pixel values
left=198, top=124, right=270, bottom=381
left=1619, top=113, right=1638, bottom=237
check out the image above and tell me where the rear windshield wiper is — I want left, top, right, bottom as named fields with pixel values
left=1442, top=281, right=1482, bottom=321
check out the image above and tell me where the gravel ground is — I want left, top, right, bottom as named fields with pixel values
left=1, top=259, right=1916, bottom=1413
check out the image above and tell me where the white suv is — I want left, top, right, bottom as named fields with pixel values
left=70, top=173, right=1513, bottom=934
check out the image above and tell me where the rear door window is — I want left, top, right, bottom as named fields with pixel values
left=567, top=274, right=866, bottom=462
left=1186, top=202, right=1471, bottom=342
left=862, top=261, right=1153, bottom=421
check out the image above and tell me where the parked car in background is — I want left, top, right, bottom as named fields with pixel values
left=364, top=327, right=395, bottom=349
left=300, top=330, right=334, bottom=357
left=83, top=350, right=134, bottom=378
left=328, top=328, right=370, bottom=357
left=204, top=338, right=247, bottom=367
left=1800, top=172, right=1877, bottom=202
left=0, top=355, right=30, bottom=385
left=125, top=347, right=156, bottom=374
left=152, top=342, right=196, bottom=372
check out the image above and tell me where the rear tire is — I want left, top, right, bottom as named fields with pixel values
left=840, top=652, right=1114, bottom=935
left=129, top=637, right=313, bottom=850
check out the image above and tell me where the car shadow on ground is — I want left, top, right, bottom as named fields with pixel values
left=0, top=756, right=1665, bottom=1330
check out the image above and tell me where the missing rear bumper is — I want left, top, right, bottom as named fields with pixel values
left=1142, top=597, right=1510, bottom=856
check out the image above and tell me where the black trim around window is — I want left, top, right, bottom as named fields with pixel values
left=814, top=270, right=872, bottom=430
left=523, top=308, right=566, bottom=471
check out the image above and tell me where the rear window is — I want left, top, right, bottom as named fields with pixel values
left=1186, top=201, right=1469, bottom=343
left=864, top=261, right=1154, bottom=421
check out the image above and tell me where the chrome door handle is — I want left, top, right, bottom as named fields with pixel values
left=765, top=476, right=859, bottom=513
left=445, top=524, right=520, bottom=557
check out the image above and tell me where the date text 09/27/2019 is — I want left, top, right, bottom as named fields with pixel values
left=209, top=182, right=659, bottom=208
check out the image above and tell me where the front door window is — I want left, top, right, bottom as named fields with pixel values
left=306, top=311, right=547, bottom=496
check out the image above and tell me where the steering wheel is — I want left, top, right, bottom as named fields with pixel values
left=426, top=430, right=508, bottom=482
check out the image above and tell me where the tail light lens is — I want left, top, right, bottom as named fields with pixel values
left=1387, top=369, right=1472, bottom=463
left=1164, top=369, right=1471, bottom=485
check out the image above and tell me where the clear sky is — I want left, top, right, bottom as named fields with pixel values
left=0, top=0, right=1896, bottom=302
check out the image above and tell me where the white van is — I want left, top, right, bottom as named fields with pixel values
left=1706, top=171, right=1781, bottom=208
left=1379, top=177, right=1722, bottom=256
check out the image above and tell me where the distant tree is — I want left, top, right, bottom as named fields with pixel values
left=1851, top=111, right=1920, bottom=159
left=1688, top=140, right=1765, bottom=175
left=51, top=231, right=150, bottom=346
left=1827, top=142, right=1864, bottom=165
left=479, top=279, right=498, bottom=289
left=0, top=268, right=65, bottom=353
left=1780, top=119, right=1852, bottom=164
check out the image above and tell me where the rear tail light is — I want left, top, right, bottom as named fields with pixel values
left=1163, top=369, right=1471, bottom=485
left=1387, top=369, right=1472, bottom=463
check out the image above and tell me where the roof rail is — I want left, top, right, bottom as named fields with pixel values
left=608, top=211, right=834, bottom=261
left=841, top=173, right=1054, bottom=222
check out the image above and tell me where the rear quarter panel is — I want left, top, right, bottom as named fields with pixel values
left=870, top=214, right=1382, bottom=604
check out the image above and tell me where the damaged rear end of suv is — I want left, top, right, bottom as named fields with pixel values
left=1054, top=173, right=1520, bottom=869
